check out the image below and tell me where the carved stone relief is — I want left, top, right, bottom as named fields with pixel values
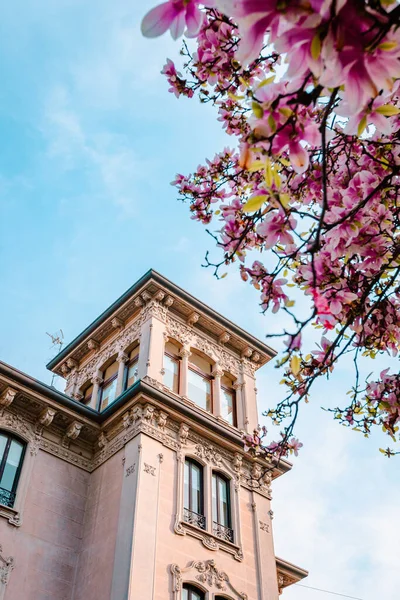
left=171, top=560, right=248, bottom=599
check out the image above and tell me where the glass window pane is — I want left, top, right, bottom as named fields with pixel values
left=104, top=361, right=118, bottom=381
left=188, top=370, right=211, bottom=412
left=0, top=440, right=23, bottom=492
left=100, top=377, right=118, bottom=410
left=184, top=461, right=189, bottom=510
left=0, top=435, right=7, bottom=460
left=182, top=589, right=188, bottom=600
left=126, top=359, right=138, bottom=389
left=164, top=354, right=179, bottom=393
left=212, top=473, right=217, bottom=522
left=221, top=388, right=234, bottom=425
left=191, top=463, right=201, bottom=514
left=218, top=477, right=230, bottom=527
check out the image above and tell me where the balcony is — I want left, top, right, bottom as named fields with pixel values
left=183, top=508, right=206, bottom=530
left=0, top=487, right=15, bottom=508
left=213, top=521, right=234, bottom=543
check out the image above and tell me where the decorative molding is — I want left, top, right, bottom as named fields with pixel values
left=219, top=331, right=230, bottom=345
left=171, top=560, right=248, bottom=599
left=125, top=464, right=135, bottom=477
left=37, top=408, right=56, bottom=428
left=0, top=388, right=17, bottom=409
left=111, top=317, right=124, bottom=330
left=87, top=339, right=99, bottom=351
left=187, top=312, right=200, bottom=327
left=194, top=442, right=222, bottom=467
left=144, top=463, right=156, bottom=476
left=0, top=545, right=14, bottom=586
left=259, top=521, right=270, bottom=533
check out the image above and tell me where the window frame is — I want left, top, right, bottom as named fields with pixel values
left=184, top=457, right=205, bottom=529
left=220, top=383, right=237, bottom=427
left=163, top=350, right=181, bottom=394
left=182, top=583, right=205, bottom=600
left=99, top=361, right=119, bottom=411
left=0, top=433, right=26, bottom=508
left=187, top=362, right=213, bottom=413
left=123, top=352, right=139, bottom=392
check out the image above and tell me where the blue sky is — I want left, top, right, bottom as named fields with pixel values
left=0, top=1, right=398, bottom=599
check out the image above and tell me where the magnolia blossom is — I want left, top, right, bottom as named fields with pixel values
left=141, top=0, right=210, bottom=40
left=142, top=0, right=400, bottom=458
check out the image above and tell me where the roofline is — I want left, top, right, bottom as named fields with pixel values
left=275, top=556, right=309, bottom=579
left=46, top=269, right=276, bottom=370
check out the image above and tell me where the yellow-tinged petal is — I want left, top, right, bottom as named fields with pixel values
left=264, top=159, right=273, bottom=187
left=252, top=102, right=264, bottom=118
left=311, top=34, right=321, bottom=60
left=378, top=41, right=397, bottom=51
left=279, top=193, right=291, bottom=208
left=257, top=75, right=275, bottom=88
left=357, top=116, right=367, bottom=136
left=242, top=194, right=268, bottom=213
left=290, top=355, right=301, bottom=376
left=375, top=104, right=400, bottom=116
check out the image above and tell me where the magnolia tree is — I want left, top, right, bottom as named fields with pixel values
left=141, top=0, right=400, bottom=459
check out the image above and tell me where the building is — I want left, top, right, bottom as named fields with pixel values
left=0, top=270, right=307, bottom=599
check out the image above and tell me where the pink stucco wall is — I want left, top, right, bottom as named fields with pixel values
left=2, top=450, right=89, bottom=600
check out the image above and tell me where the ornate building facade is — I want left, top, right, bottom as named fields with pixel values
left=0, top=270, right=307, bottom=599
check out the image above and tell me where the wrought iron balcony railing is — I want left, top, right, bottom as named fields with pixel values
left=183, top=508, right=206, bottom=530
left=0, top=487, right=15, bottom=508
left=213, top=521, right=234, bottom=543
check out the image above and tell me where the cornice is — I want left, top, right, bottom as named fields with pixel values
left=46, top=269, right=276, bottom=376
left=276, top=556, right=308, bottom=594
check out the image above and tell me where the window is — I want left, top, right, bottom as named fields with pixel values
left=184, top=458, right=205, bottom=529
left=212, top=472, right=233, bottom=543
left=188, top=352, right=212, bottom=412
left=99, top=360, right=118, bottom=411
left=124, top=346, right=139, bottom=391
left=0, top=433, right=25, bottom=508
left=220, top=375, right=237, bottom=427
left=182, top=584, right=205, bottom=600
left=82, top=383, right=93, bottom=405
left=164, top=341, right=180, bottom=393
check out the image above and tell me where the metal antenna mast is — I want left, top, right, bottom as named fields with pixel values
left=46, top=330, right=64, bottom=386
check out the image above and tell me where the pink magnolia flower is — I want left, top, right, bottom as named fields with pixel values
left=288, top=437, right=303, bottom=456
left=141, top=0, right=209, bottom=40
left=216, top=0, right=281, bottom=64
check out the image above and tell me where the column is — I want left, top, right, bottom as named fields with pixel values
left=178, top=346, right=191, bottom=398
left=90, top=373, right=103, bottom=410
left=116, top=352, right=129, bottom=396
left=212, top=364, right=223, bottom=417
left=233, top=381, right=244, bottom=430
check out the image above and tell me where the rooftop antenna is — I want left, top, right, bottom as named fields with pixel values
left=46, top=329, right=64, bottom=386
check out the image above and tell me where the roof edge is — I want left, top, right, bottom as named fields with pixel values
left=46, top=269, right=276, bottom=370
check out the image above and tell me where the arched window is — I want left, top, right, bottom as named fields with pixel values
left=164, top=340, right=180, bottom=393
left=124, top=345, right=139, bottom=391
left=183, top=458, right=205, bottom=530
left=188, top=352, right=212, bottom=412
left=99, top=360, right=118, bottom=411
left=182, top=583, right=205, bottom=600
left=212, top=472, right=233, bottom=543
left=220, top=374, right=237, bottom=427
left=0, top=433, right=25, bottom=508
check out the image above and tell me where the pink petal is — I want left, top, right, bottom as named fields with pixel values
left=185, top=4, right=205, bottom=37
left=170, top=10, right=186, bottom=40
left=141, top=2, right=177, bottom=38
left=289, top=141, right=309, bottom=174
